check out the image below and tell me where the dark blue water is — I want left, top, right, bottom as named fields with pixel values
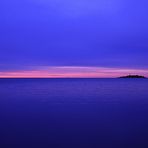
left=0, top=78, right=148, bottom=148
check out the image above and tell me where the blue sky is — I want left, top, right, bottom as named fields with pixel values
left=0, top=0, right=148, bottom=77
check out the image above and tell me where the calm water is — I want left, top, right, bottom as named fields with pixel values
left=0, top=78, right=148, bottom=148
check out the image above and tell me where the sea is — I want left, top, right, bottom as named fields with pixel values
left=0, top=78, right=148, bottom=148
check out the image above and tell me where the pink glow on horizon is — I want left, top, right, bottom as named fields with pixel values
left=0, top=67, right=148, bottom=78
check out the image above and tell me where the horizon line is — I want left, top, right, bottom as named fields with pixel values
left=0, top=66, right=147, bottom=78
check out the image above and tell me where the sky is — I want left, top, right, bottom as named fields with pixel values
left=0, top=0, right=148, bottom=77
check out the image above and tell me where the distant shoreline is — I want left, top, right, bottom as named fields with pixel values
left=119, top=75, right=146, bottom=78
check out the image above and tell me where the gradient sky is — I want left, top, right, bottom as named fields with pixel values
left=0, top=0, right=148, bottom=77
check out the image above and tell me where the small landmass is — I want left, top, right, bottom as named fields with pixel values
left=119, top=75, right=146, bottom=78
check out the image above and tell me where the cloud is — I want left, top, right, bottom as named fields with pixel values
left=0, top=66, right=147, bottom=78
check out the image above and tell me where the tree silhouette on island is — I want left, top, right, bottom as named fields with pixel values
left=119, top=75, right=146, bottom=78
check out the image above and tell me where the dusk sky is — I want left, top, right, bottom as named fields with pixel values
left=0, top=0, right=148, bottom=77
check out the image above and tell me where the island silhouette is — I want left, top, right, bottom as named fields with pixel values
left=119, top=75, right=146, bottom=78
